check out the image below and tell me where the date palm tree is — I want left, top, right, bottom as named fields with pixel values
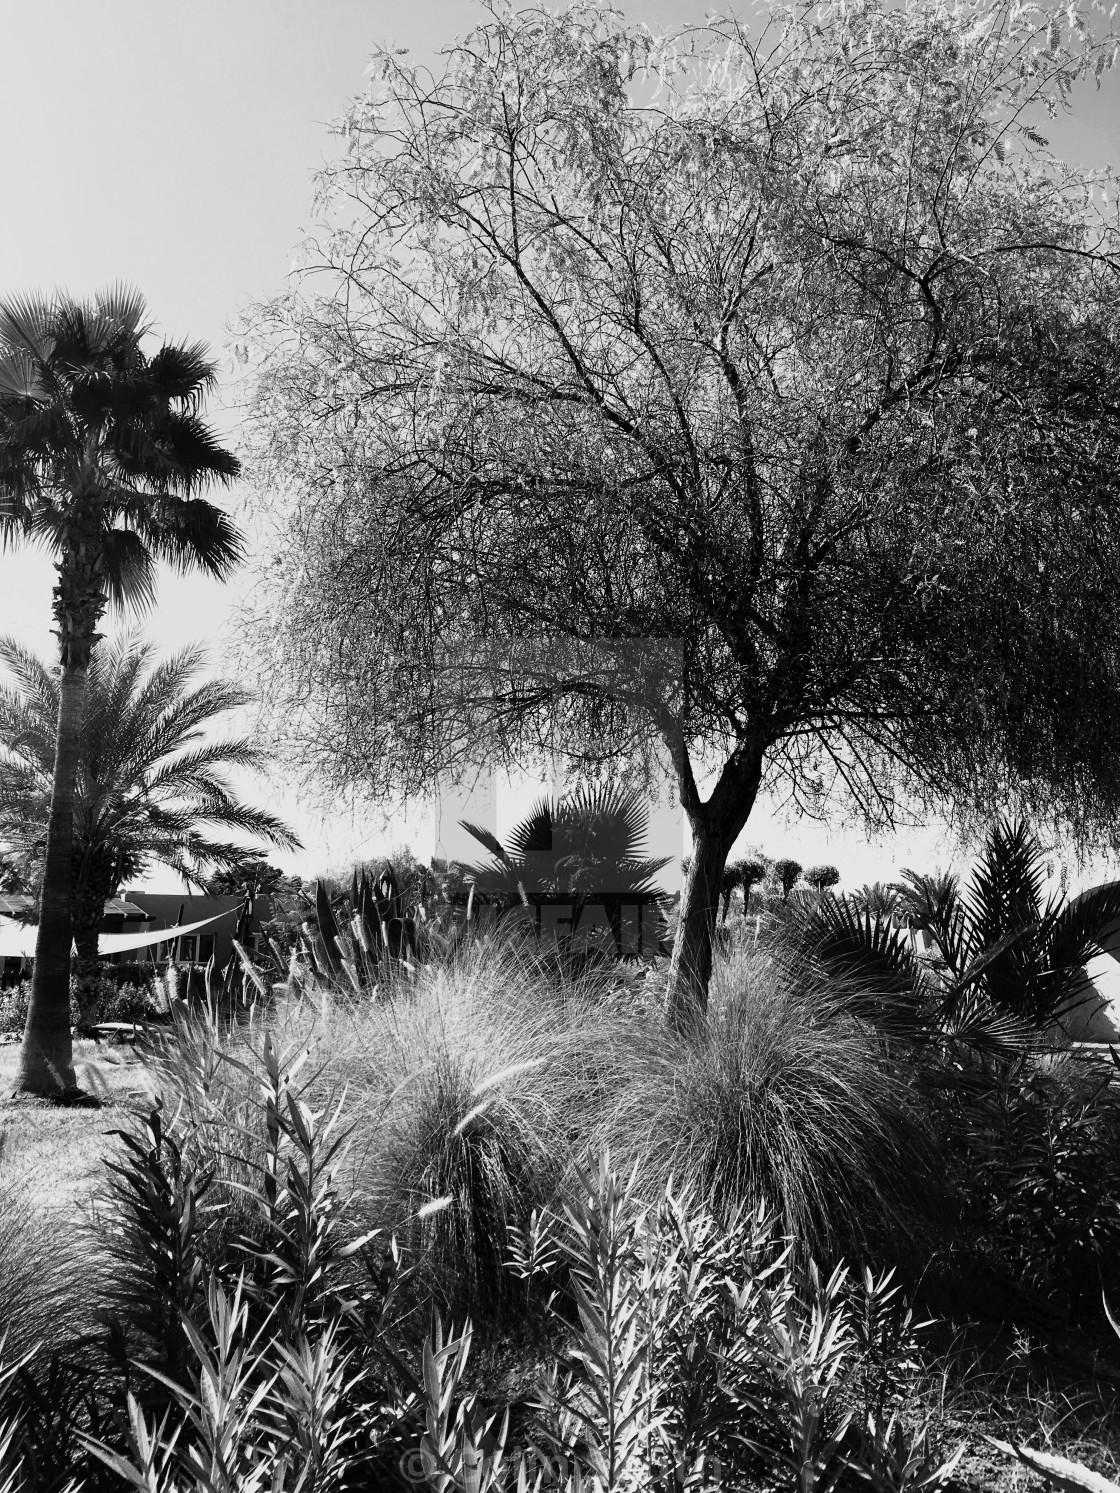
left=0, top=286, right=241, bottom=1096
left=0, top=633, right=300, bottom=1025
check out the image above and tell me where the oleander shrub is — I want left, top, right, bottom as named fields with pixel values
left=929, top=1047, right=1120, bottom=1320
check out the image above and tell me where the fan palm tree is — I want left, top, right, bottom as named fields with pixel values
left=460, top=783, right=670, bottom=955
left=0, top=634, right=300, bottom=1024
left=0, top=286, right=241, bottom=1095
left=806, top=819, right=1120, bottom=1050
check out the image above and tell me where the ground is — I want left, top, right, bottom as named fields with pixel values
left=0, top=1036, right=157, bottom=1208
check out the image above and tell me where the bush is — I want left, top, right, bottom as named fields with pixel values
left=931, top=1048, right=1120, bottom=1319
left=26, top=1128, right=968, bottom=1493
left=0, top=972, right=1114, bottom=1493
left=0, top=1167, right=104, bottom=1363
left=596, top=937, right=942, bottom=1264
left=308, top=940, right=623, bottom=1320
left=0, top=981, right=29, bottom=1036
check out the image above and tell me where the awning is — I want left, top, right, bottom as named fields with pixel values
left=0, top=911, right=234, bottom=961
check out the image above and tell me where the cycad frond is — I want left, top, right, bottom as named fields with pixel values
left=804, top=895, right=931, bottom=1038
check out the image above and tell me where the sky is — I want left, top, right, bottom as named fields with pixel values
left=0, top=0, right=1118, bottom=894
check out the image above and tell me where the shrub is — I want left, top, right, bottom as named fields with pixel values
left=0, top=1165, right=103, bottom=1364
left=310, top=940, right=622, bottom=1321
left=597, top=937, right=941, bottom=1264
left=0, top=981, right=29, bottom=1036
left=931, top=1048, right=1120, bottom=1319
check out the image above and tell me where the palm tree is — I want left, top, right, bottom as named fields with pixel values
left=0, top=633, right=301, bottom=1024
left=460, top=783, right=670, bottom=956
left=807, top=819, right=1120, bottom=1049
left=0, top=287, right=241, bottom=1095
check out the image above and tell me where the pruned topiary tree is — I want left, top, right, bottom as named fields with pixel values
left=773, top=859, right=804, bottom=903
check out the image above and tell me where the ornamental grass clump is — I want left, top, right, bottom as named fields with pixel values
left=0, top=1165, right=101, bottom=1365
left=599, top=939, right=940, bottom=1264
left=308, top=939, right=633, bottom=1322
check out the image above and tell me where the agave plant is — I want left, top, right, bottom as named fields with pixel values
left=291, top=865, right=421, bottom=995
left=460, top=783, right=670, bottom=957
left=806, top=819, right=1120, bottom=1050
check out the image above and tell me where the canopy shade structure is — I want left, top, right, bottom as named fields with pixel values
left=0, top=911, right=232, bottom=961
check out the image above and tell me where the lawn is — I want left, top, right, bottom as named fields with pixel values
left=0, top=1038, right=157, bottom=1208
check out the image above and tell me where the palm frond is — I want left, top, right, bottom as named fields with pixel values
left=92, top=283, right=149, bottom=338
left=131, top=493, right=243, bottom=575
left=1049, top=879, right=1120, bottom=972
left=0, top=292, right=58, bottom=362
left=503, top=797, right=554, bottom=861
left=0, top=629, right=299, bottom=898
left=101, top=527, right=157, bottom=611
left=145, top=341, right=221, bottom=406
left=803, top=895, right=931, bottom=1039
left=965, top=817, right=1047, bottom=956
left=459, top=820, right=515, bottom=870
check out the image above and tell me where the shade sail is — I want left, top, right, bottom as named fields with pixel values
left=0, top=912, right=233, bottom=961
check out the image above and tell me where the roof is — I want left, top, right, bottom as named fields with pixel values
left=0, top=893, right=148, bottom=919
left=104, top=897, right=149, bottom=919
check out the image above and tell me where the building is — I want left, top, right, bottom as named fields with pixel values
left=120, top=891, right=273, bottom=966
left=0, top=891, right=274, bottom=985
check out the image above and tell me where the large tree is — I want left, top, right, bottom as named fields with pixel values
left=0, top=634, right=300, bottom=1025
left=239, top=0, right=1120, bottom=1023
left=0, top=288, right=241, bottom=1094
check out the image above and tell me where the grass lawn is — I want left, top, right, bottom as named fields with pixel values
left=0, top=1037, right=158, bottom=1210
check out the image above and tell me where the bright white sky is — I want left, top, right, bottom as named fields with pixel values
left=0, top=1, right=1118, bottom=894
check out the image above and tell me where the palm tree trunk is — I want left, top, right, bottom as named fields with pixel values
left=16, top=660, right=87, bottom=1094
left=72, top=864, right=112, bottom=1032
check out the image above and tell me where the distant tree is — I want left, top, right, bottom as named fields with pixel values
left=850, top=883, right=903, bottom=923
left=719, top=854, right=771, bottom=922
left=720, top=860, right=746, bottom=924
left=206, top=857, right=288, bottom=899
left=805, top=865, right=841, bottom=895
left=773, top=859, right=803, bottom=903
left=891, top=868, right=960, bottom=935
left=239, top=1, right=1120, bottom=1026
left=0, top=288, right=241, bottom=1094
left=0, top=635, right=298, bottom=1025
left=739, top=857, right=770, bottom=916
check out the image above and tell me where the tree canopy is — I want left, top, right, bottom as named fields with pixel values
left=0, top=633, right=299, bottom=1018
left=0, top=285, right=243, bottom=1092
left=238, top=0, right=1120, bottom=1019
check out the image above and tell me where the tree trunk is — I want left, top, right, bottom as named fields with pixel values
left=72, top=878, right=110, bottom=1031
left=71, top=846, right=117, bottom=1030
left=667, top=827, right=735, bottom=1028
left=15, top=661, right=88, bottom=1094
left=665, top=746, right=765, bottom=1029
